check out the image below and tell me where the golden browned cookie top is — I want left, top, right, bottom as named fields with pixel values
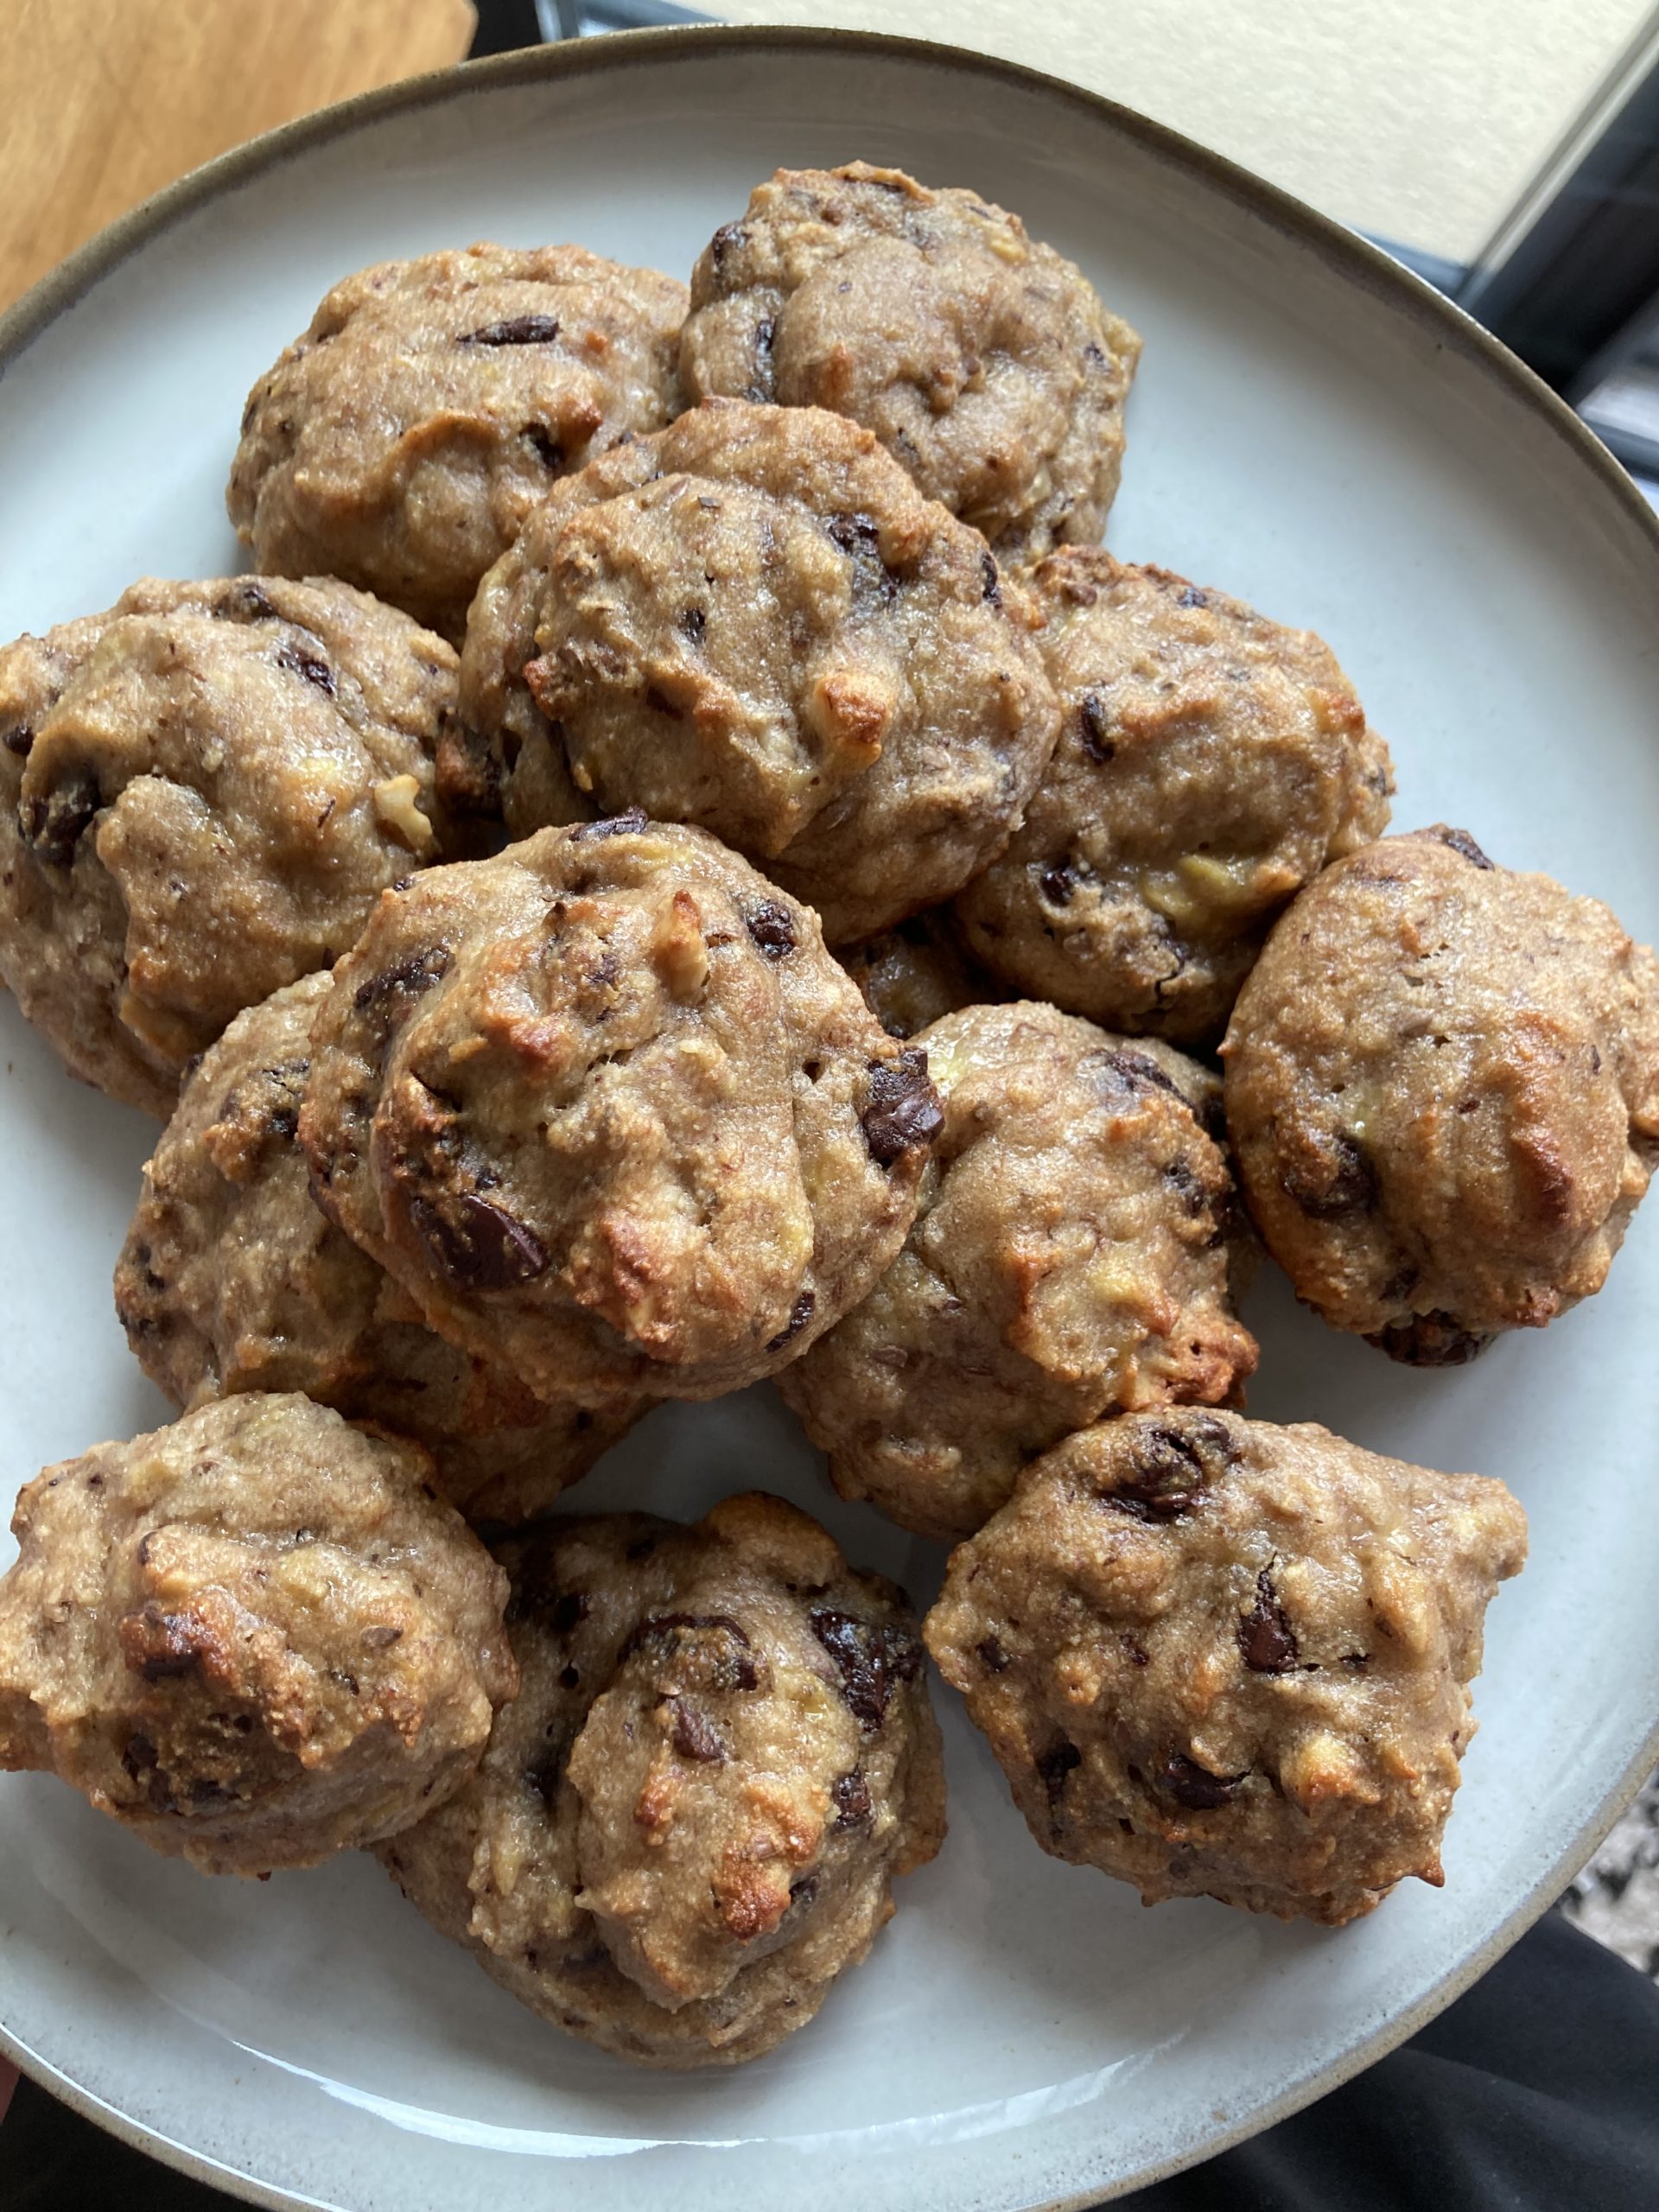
left=0, top=575, right=457, bottom=1117
left=300, top=818, right=941, bottom=1405
left=117, top=974, right=639, bottom=1524
left=457, top=397, right=1060, bottom=943
left=378, top=1494, right=944, bottom=2067
left=679, top=163, right=1141, bottom=561
left=0, top=1394, right=516, bottom=1876
left=954, top=551, right=1394, bottom=1044
left=227, top=243, right=688, bottom=640
left=779, top=1001, right=1257, bottom=1542
left=925, top=1407, right=1526, bottom=1924
left=1223, top=827, right=1659, bottom=1361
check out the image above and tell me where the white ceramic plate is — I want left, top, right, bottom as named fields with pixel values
left=2, top=29, right=1656, bottom=2212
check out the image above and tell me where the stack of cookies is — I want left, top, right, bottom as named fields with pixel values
left=2, top=161, right=1652, bottom=2067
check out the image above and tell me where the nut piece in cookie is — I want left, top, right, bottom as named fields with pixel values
left=1222, top=828, right=1659, bottom=1359
left=0, top=575, right=458, bottom=1117
left=836, top=907, right=996, bottom=1039
left=925, top=1408, right=1526, bottom=1924
left=228, top=244, right=688, bottom=641
left=779, top=1002, right=1257, bottom=1542
left=116, top=974, right=640, bottom=1524
left=299, top=820, right=942, bottom=1404
left=0, top=1395, right=517, bottom=1876
left=954, top=553, right=1393, bottom=1044
left=679, top=162, right=1141, bottom=563
left=378, top=1493, right=944, bottom=2066
left=458, top=397, right=1060, bottom=943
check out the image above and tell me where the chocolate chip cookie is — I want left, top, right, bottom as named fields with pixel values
left=457, top=397, right=1059, bottom=942
left=117, top=974, right=640, bottom=1523
left=925, top=1408, right=1527, bottom=1923
left=378, top=1493, right=944, bottom=2065
left=300, top=818, right=942, bottom=1405
left=954, top=553, right=1394, bottom=1043
left=0, top=575, right=456, bottom=1117
left=0, top=1394, right=517, bottom=1876
left=779, top=1002, right=1257, bottom=1542
left=1223, top=828, right=1659, bottom=1362
left=228, top=244, right=688, bottom=640
left=679, top=163, right=1141, bottom=562
left=836, top=908, right=995, bottom=1039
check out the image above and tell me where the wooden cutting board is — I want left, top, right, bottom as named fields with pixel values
left=1, top=0, right=477, bottom=313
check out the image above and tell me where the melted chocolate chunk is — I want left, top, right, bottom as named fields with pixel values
left=215, top=580, right=278, bottom=623
left=407, top=1191, right=550, bottom=1291
left=981, top=551, right=1002, bottom=606
left=709, top=221, right=747, bottom=268
left=0, top=722, right=31, bottom=759
left=810, top=1610, right=923, bottom=1732
left=621, top=1612, right=759, bottom=1693
left=1103, top=1417, right=1235, bottom=1522
left=1077, top=691, right=1115, bottom=762
left=569, top=807, right=648, bottom=842
left=1040, top=859, right=1077, bottom=906
left=118, top=1605, right=209, bottom=1682
left=524, top=424, right=563, bottom=469
left=766, top=1288, right=815, bottom=1353
left=679, top=605, right=707, bottom=645
left=1177, top=585, right=1211, bottom=610
left=832, top=1768, right=873, bottom=1827
left=1367, top=1311, right=1491, bottom=1367
left=861, top=1047, right=943, bottom=1165
left=745, top=899, right=797, bottom=959
left=1431, top=825, right=1495, bottom=870
left=826, top=511, right=899, bottom=599
left=273, top=638, right=337, bottom=696
left=1282, top=1131, right=1377, bottom=1219
left=1238, top=1568, right=1299, bottom=1674
left=1037, top=1738, right=1083, bottom=1802
left=21, top=768, right=100, bottom=867
left=458, top=315, right=562, bottom=347
left=976, top=1634, right=1011, bottom=1673
left=1088, top=1045, right=1192, bottom=1115
left=352, top=944, right=450, bottom=1012
left=669, top=1698, right=728, bottom=1764
left=120, top=1733, right=176, bottom=1814
left=1160, top=1751, right=1245, bottom=1810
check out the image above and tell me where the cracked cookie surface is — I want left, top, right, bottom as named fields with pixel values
left=954, top=553, right=1393, bottom=1044
left=925, top=1407, right=1526, bottom=1923
left=1222, top=828, right=1659, bottom=1361
left=0, top=575, right=455, bottom=1116
left=378, top=1493, right=944, bottom=2065
left=679, top=163, right=1141, bottom=562
left=0, top=1394, right=516, bottom=1875
left=228, top=243, right=687, bottom=640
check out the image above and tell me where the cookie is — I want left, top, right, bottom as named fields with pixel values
left=954, top=553, right=1394, bottom=1043
left=679, top=163, right=1141, bottom=562
left=1223, top=827, right=1659, bottom=1361
left=299, top=818, right=942, bottom=1405
left=116, top=974, right=639, bottom=1524
left=227, top=244, right=688, bottom=641
left=378, top=1494, right=944, bottom=2066
left=836, top=908, right=994, bottom=1039
left=925, top=1408, right=1527, bottom=1923
left=0, top=1395, right=516, bottom=1876
left=0, top=575, right=456, bottom=1117
left=779, top=1002, right=1257, bottom=1542
left=456, top=397, right=1060, bottom=942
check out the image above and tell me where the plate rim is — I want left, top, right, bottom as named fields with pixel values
left=2, top=24, right=1656, bottom=2211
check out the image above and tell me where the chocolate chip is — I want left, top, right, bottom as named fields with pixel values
left=360, top=1624, right=403, bottom=1650
left=709, top=221, right=747, bottom=267
left=551, top=1592, right=589, bottom=1636
left=2, top=723, right=34, bottom=758
left=214, top=580, right=277, bottom=623
left=745, top=899, right=796, bottom=959
left=832, top=1768, right=873, bottom=1827
left=981, top=551, right=1002, bottom=606
left=1282, top=1132, right=1376, bottom=1219
left=810, top=1611, right=924, bottom=1732
left=1177, top=585, right=1211, bottom=609
left=120, top=1733, right=176, bottom=1813
left=976, top=1635, right=1010, bottom=1673
left=1431, top=825, right=1495, bottom=869
left=569, top=807, right=647, bottom=842
left=407, top=1191, right=550, bottom=1292
left=766, top=1288, right=815, bottom=1353
left=622, top=1612, right=758, bottom=1693
left=645, top=684, right=683, bottom=721
left=273, top=638, right=336, bottom=696
left=1083, top=341, right=1107, bottom=367
left=1160, top=1752, right=1245, bottom=1809
left=1238, top=1569, right=1299, bottom=1674
left=1088, top=1046, right=1192, bottom=1116
left=861, top=1047, right=944, bottom=1166
left=1040, top=860, right=1077, bottom=906
left=1077, top=691, right=1115, bottom=762
left=1367, top=1311, right=1491, bottom=1367
left=458, top=315, right=562, bottom=346
left=21, top=768, right=99, bottom=867
left=352, top=944, right=449, bottom=1011
left=559, top=1664, right=580, bottom=1688
left=788, top=1874, right=820, bottom=1913
left=680, top=605, right=707, bottom=645
left=118, top=1605, right=207, bottom=1681
left=1037, top=1739, right=1082, bottom=1802
left=827, top=511, right=900, bottom=599
left=524, top=424, right=563, bottom=468
left=1103, top=1417, right=1235, bottom=1522
left=669, top=1698, right=728, bottom=1763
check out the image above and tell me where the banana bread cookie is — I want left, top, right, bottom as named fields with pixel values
left=678, top=163, right=1141, bottom=562
left=300, top=818, right=942, bottom=1404
left=228, top=243, right=687, bottom=640
left=117, top=974, right=639, bottom=1523
left=0, top=1394, right=516, bottom=1876
left=378, top=1494, right=945, bottom=2066
left=779, top=1002, right=1257, bottom=1542
left=954, top=553, right=1394, bottom=1043
left=456, top=397, right=1059, bottom=942
left=1223, top=827, right=1659, bottom=1362
left=0, top=575, right=456, bottom=1116
left=925, top=1408, right=1527, bottom=1923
